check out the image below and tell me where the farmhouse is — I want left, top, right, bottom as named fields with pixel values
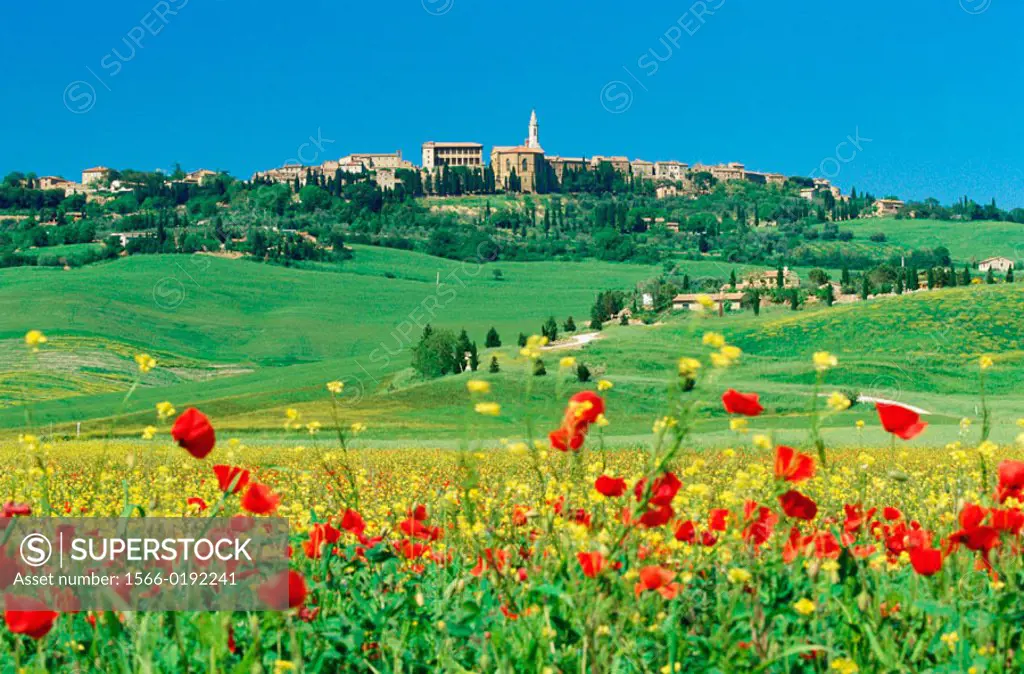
left=81, top=166, right=112, bottom=187
left=672, top=292, right=743, bottom=312
left=729, top=267, right=801, bottom=291
left=874, top=198, right=905, bottom=217
left=979, top=256, right=1015, bottom=272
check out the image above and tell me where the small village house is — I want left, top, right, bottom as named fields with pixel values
left=978, top=256, right=1015, bottom=273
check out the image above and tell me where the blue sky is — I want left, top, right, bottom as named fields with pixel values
left=2, top=0, right=1022, bottom=206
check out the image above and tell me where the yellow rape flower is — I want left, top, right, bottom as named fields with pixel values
left=519, top=335, right=548, bottom=359
left=156, top=401, right=176, bottom=420
left=326, top=380, right=344, bottom=394
left=729, top=418, right=748, bottom=433
left=134, top=353, right=156, bottom=373
left=559, top=356, right=577, bottom=369
left=979, top=355, right=994, bottom=370
left=597, top=379, right=614, bottom=391
left=141, top=426, right=157, bottom=440
left=350, top=422, right=367, bottom=434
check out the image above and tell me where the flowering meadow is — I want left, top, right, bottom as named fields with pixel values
left=3, top=331, right=1024, bottom=673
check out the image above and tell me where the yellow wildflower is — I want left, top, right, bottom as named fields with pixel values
left=595, top=413, right=610, bottom=427
left=831, top=659, right=859, bottom=674
left=979, top=355, right=994, bottom=370
left=134, top=353, right=156, bottom=373
left=753, top=434, right=772, bottom=450
left=474, top=402, right=501, bottom=416
left=597, top=379, right=614, bottom=391
left=141, top=426, right=157, bottom=440
left=24, top=330, right=47, bottom=351
left=727, top=568, right=751, bottom=584
left=793, top=598, right=815, bottom=616
left=326, top=381, right=344, bottom=394
left=678, top=357, right=702, bottom=378
left=729, top=418, right=748, bottom=433
left=559, top=356, right=577, bottom=369
left=702, top=332, right=725, bottom=348
left=466, top=380, right=491, bottom=394
left=519, top=335, right=548, bottom=359
left=940, top=631, right=958, bottom=652
left=696, top=295, right=716, bottom=311
left=813, top=351, right=838, bottom=372
left=156, top=401, right=176, bottom=420
left=827, top=392, right=851, bottom=412
left=855, top=419, right=865, bottom=429
left=350, top=422, right=367, bottom=434
left=306, top=421, right=322, bottom=435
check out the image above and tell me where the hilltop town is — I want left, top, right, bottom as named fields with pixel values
left=21, top=110, right=907, bottom=218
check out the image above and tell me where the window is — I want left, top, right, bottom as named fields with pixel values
left=522, top=158, right=528, bottom=172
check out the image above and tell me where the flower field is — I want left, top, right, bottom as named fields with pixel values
left=3, top=331, right=1024, bottom=673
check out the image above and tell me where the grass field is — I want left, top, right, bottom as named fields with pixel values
left=842, top=217, right=1022, bottom=263
left=1, top=245, right=1021, bottom=447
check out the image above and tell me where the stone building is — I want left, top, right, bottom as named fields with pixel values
left=421, top=142, right=484, bottom=170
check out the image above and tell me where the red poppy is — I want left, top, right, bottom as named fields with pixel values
left=742, top=502, right=778, bottom=547
left=990, top=508, right=1024, bottom=534
left=594, top=475, right=627, bottom=497
left=240, top=483, right=280, bottom=515
left=708, top=508, right=730, bottom=531
left=722, top=389, right=764, bottom=417
left=779, top=490, right=818, bottom=521
left=171, top=407, right=216, bottom=459
left=548, top=392, right=606, bottom=451
left=882, top=507, right=903, bottom=521
left=213, top=465, right=250, bottom=494
left=638, top=504, right=674, bottom=528
left=258, top=570, right=307, bottom=609
left=908, top=547, right=943, bottom=576
left=568, top=391, right=605, bottom=424
left=774, top=445, right=814, bottom=483
left=634, top=565, right=679, bottom=599
left=302, top=523, right=341, bottom=559
left=875, top=402, right=927, bottom=440
left=186, top=497, right=208, bottom=512
left=407, top=504, right=428, bottom=521
left=674, top=519, right=697, bottom=543
left=634, top=472, right=682, bottom=507
left=340, top=509, right=366, bottom=537
left=577, top=551, right=606, bottom=578
left=549, top=427, right=586, bottom=452
left=1, top=503, right=31, bottom=517
left=996, top=460, right=1024, bottom=503
left=4, top=596, right=58, bottom=639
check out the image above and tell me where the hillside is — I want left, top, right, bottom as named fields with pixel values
left=3, top=249, right=1020, bottom=448
left=841, top=217, right=1022, bottom=262
left=0, top=247, right=662, bottom=426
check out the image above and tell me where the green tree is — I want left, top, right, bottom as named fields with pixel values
left=789, top=289, right=800, bottom=311
left=575, top=363, right=591, bottom=382
left=861, top=275, right=871, bottom=300
left=563, top=316, right=577, bottom=333
left=517, top=333, right=527, bottom=348
left=412, top=328, right=457, bottom=378
left=469, top=341, right=480, bottom=372
left=542, top=316, right=559, bottom=343
left=1007, top=267, right=1015, bottom=283
left=986, top=268, right=995, bottom=284
left=533, top=359, right=547, bottom=376
left=485, top=327, right=501, bottom=348
left=489, top=356, right=500, bottom=373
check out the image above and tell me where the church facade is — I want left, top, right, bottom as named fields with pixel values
left=491, top=110, right=547, bottom=193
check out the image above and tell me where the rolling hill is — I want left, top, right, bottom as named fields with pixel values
left=1, top=247, right=1020, bottom=447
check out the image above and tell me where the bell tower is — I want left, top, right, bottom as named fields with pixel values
left=527, top=109, right=540, bottom=150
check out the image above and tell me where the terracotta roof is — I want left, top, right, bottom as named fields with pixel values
left=492, top=146, right=544, bottom=154
left=83, top=166, right=111, bottom=173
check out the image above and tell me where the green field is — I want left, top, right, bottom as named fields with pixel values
left=842, top=217, right=1022, bottom=263
left=1, top=244, right=1021, bottom=446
